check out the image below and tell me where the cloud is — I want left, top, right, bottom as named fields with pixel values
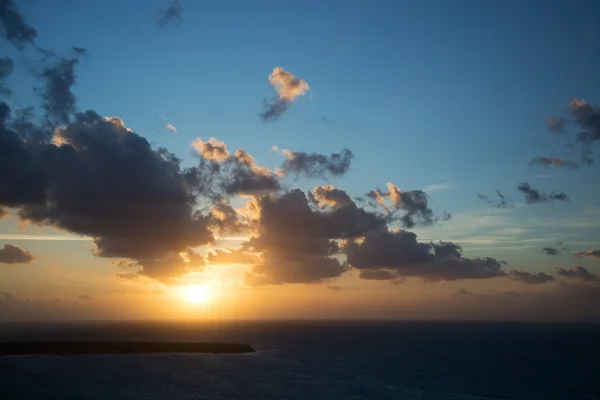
left=422, top=182, right=456, bottom=193
left=1, top=106, right=214, bottom=280
left=574, top=249, right=600, bottom=260
left=456, top=288, right=476, bottom=297
left=157, top=0, right=181, bottom=28
left=345, top=229, right=507, bottom=282
left=326, top=285, right=344, bottom=291
left=76, top=294, right=94, bottom=301
left=367, top=183, right=446, bottom=228
left=165, top=123, right=178, bottom=133
left=0, top=57, right=14, bottom=96
left=278, top=148, right=354, bottom=179
left=547, top=116, right=565, bottom=133
left=207, top=249, right=257, bottom=265
left=517, top=182, right=569, bottom=204
left=477, top=191, right=514, bottom=208
left=507, top=269, right=555, bottom=285
left=242, top=187, right=388, bottom=285
left=541, top=247, right=561, bottom=256
left=192, top=137, right=230, bottom=161
left=529, top=157, right=579, bottom=169
left=259, top=67, right=309, bottom=122
left=555, top=266, right=600, bottom=282
left=0, top=244, right=34, bottom=264
left=0, top=0, right=38, bottom=49
left=35, top=48, right=87, bottom=127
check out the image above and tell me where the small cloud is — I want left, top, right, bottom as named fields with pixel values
left=541, top=247, right=561, bottom=256
left=574, top=249, right=600, bottom=260
left=508, top=269, right=555, bottom=285
left=517, top=182, right=569, bottom=204
left=76, top=294, right=94, bottom=301
left=0, top=244, right=35, bottom=264
left=157, top=0, right=181, bottom=28
left=422, top=182, right=456, bottom=193
left=547, top=116, right=565, bottom=133
left=165, top=123, right=178, bottom=133
left=259, top=67, right=310, bottom=122
left=529, top=156, right=578, bottom=169
left=555, top=266, right=600, bottom=282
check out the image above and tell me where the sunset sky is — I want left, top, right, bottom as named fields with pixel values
left=1, top=0, right=600, bottom=321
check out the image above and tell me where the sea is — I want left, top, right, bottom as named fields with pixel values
left=0, top=320, right=598, bottom=400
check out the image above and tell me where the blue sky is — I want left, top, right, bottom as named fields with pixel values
left=1, top=0, right=600, bottom=320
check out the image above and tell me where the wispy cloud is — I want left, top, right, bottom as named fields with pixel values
left=422, top=182, right=456, bottom=193
left=165, top=123, right=178, bottom=133
left=0, top=234, right=91, bottom=241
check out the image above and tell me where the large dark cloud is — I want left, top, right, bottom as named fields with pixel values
left=574, top=249, right=600, bottom=260
left=0, top=0, right=38, bottom=48
left=242, top=187, right=389, bottom=285
left=555, top=266, right=600, bottom=282
left=529, top=156, right=579, bottom=169
left=1, top=105, right=214, bottom=279
left=541, top=247, right=561, bottom=256
left=507, top=269, right=555, bottom=285
left=278, top=148, right=354, bottom=179
left=157, top=0, right=181, bottom=28
left=517, top=182, right=569, bottom=204
left=345, top=229, right=507, bottom=282
left=0, top=244, right=34, bottom=264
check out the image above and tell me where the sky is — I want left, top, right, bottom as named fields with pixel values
left=1, top=0, right=600, bottom=321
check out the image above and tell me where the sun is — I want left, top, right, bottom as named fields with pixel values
left=182, top=285, right=211, bottom=304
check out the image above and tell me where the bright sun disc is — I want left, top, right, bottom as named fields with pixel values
left=183, top=285, right=211, bottom=304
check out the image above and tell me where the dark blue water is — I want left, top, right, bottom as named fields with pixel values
left=0, top=321, right=598, bottom=399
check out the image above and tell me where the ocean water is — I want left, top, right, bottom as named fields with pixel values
left=0, top=321, right=598, bottom=400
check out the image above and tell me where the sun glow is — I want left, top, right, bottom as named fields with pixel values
left=182, top=285, right=211, bottom=304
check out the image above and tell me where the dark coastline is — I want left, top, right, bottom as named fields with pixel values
left=0, top=341, right=255, bottom=355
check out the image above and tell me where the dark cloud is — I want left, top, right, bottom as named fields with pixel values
left=570, top=98, right=600, bottom=145
left=0, top=244, right=35, bottom=264
left=278, top=148, right=354, bottom=179
left=456, top=288, right=476, bottom=297
left=222, top=150, right=281, bottom=195
left=574, top=249, right=600, bottom=260
left=477, top=190, right=514, bottom=208
left=345, top=229, right=507, bottom=282
left=529, top=156, right=579, bottom=169
left=0, top=57, right=14, bottom=95
left=36, top=48, right=87, bottom=126
left=517, top=182, right=569, bottom=204
left=555, top=266, right=600, bottom=282
left=547, top=116, right=565, bottom=133
left=259, top=67, right=309, bottom=122
left=367, top=183, right=444, bottom=228
left=541, top=247, right=561, bottom=256
left=76, top=294, right=94, bottom=301
left=1, top=105, right=214, bottom=280
left=157, top=0, right=181, bottom=28
left=0, top=0, right=38, bottom=48
left=243, top=187, right=388, bottom=285
left=507, top=269, right=555, bottom=285
left=191, top=140, right=282, bottom=196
